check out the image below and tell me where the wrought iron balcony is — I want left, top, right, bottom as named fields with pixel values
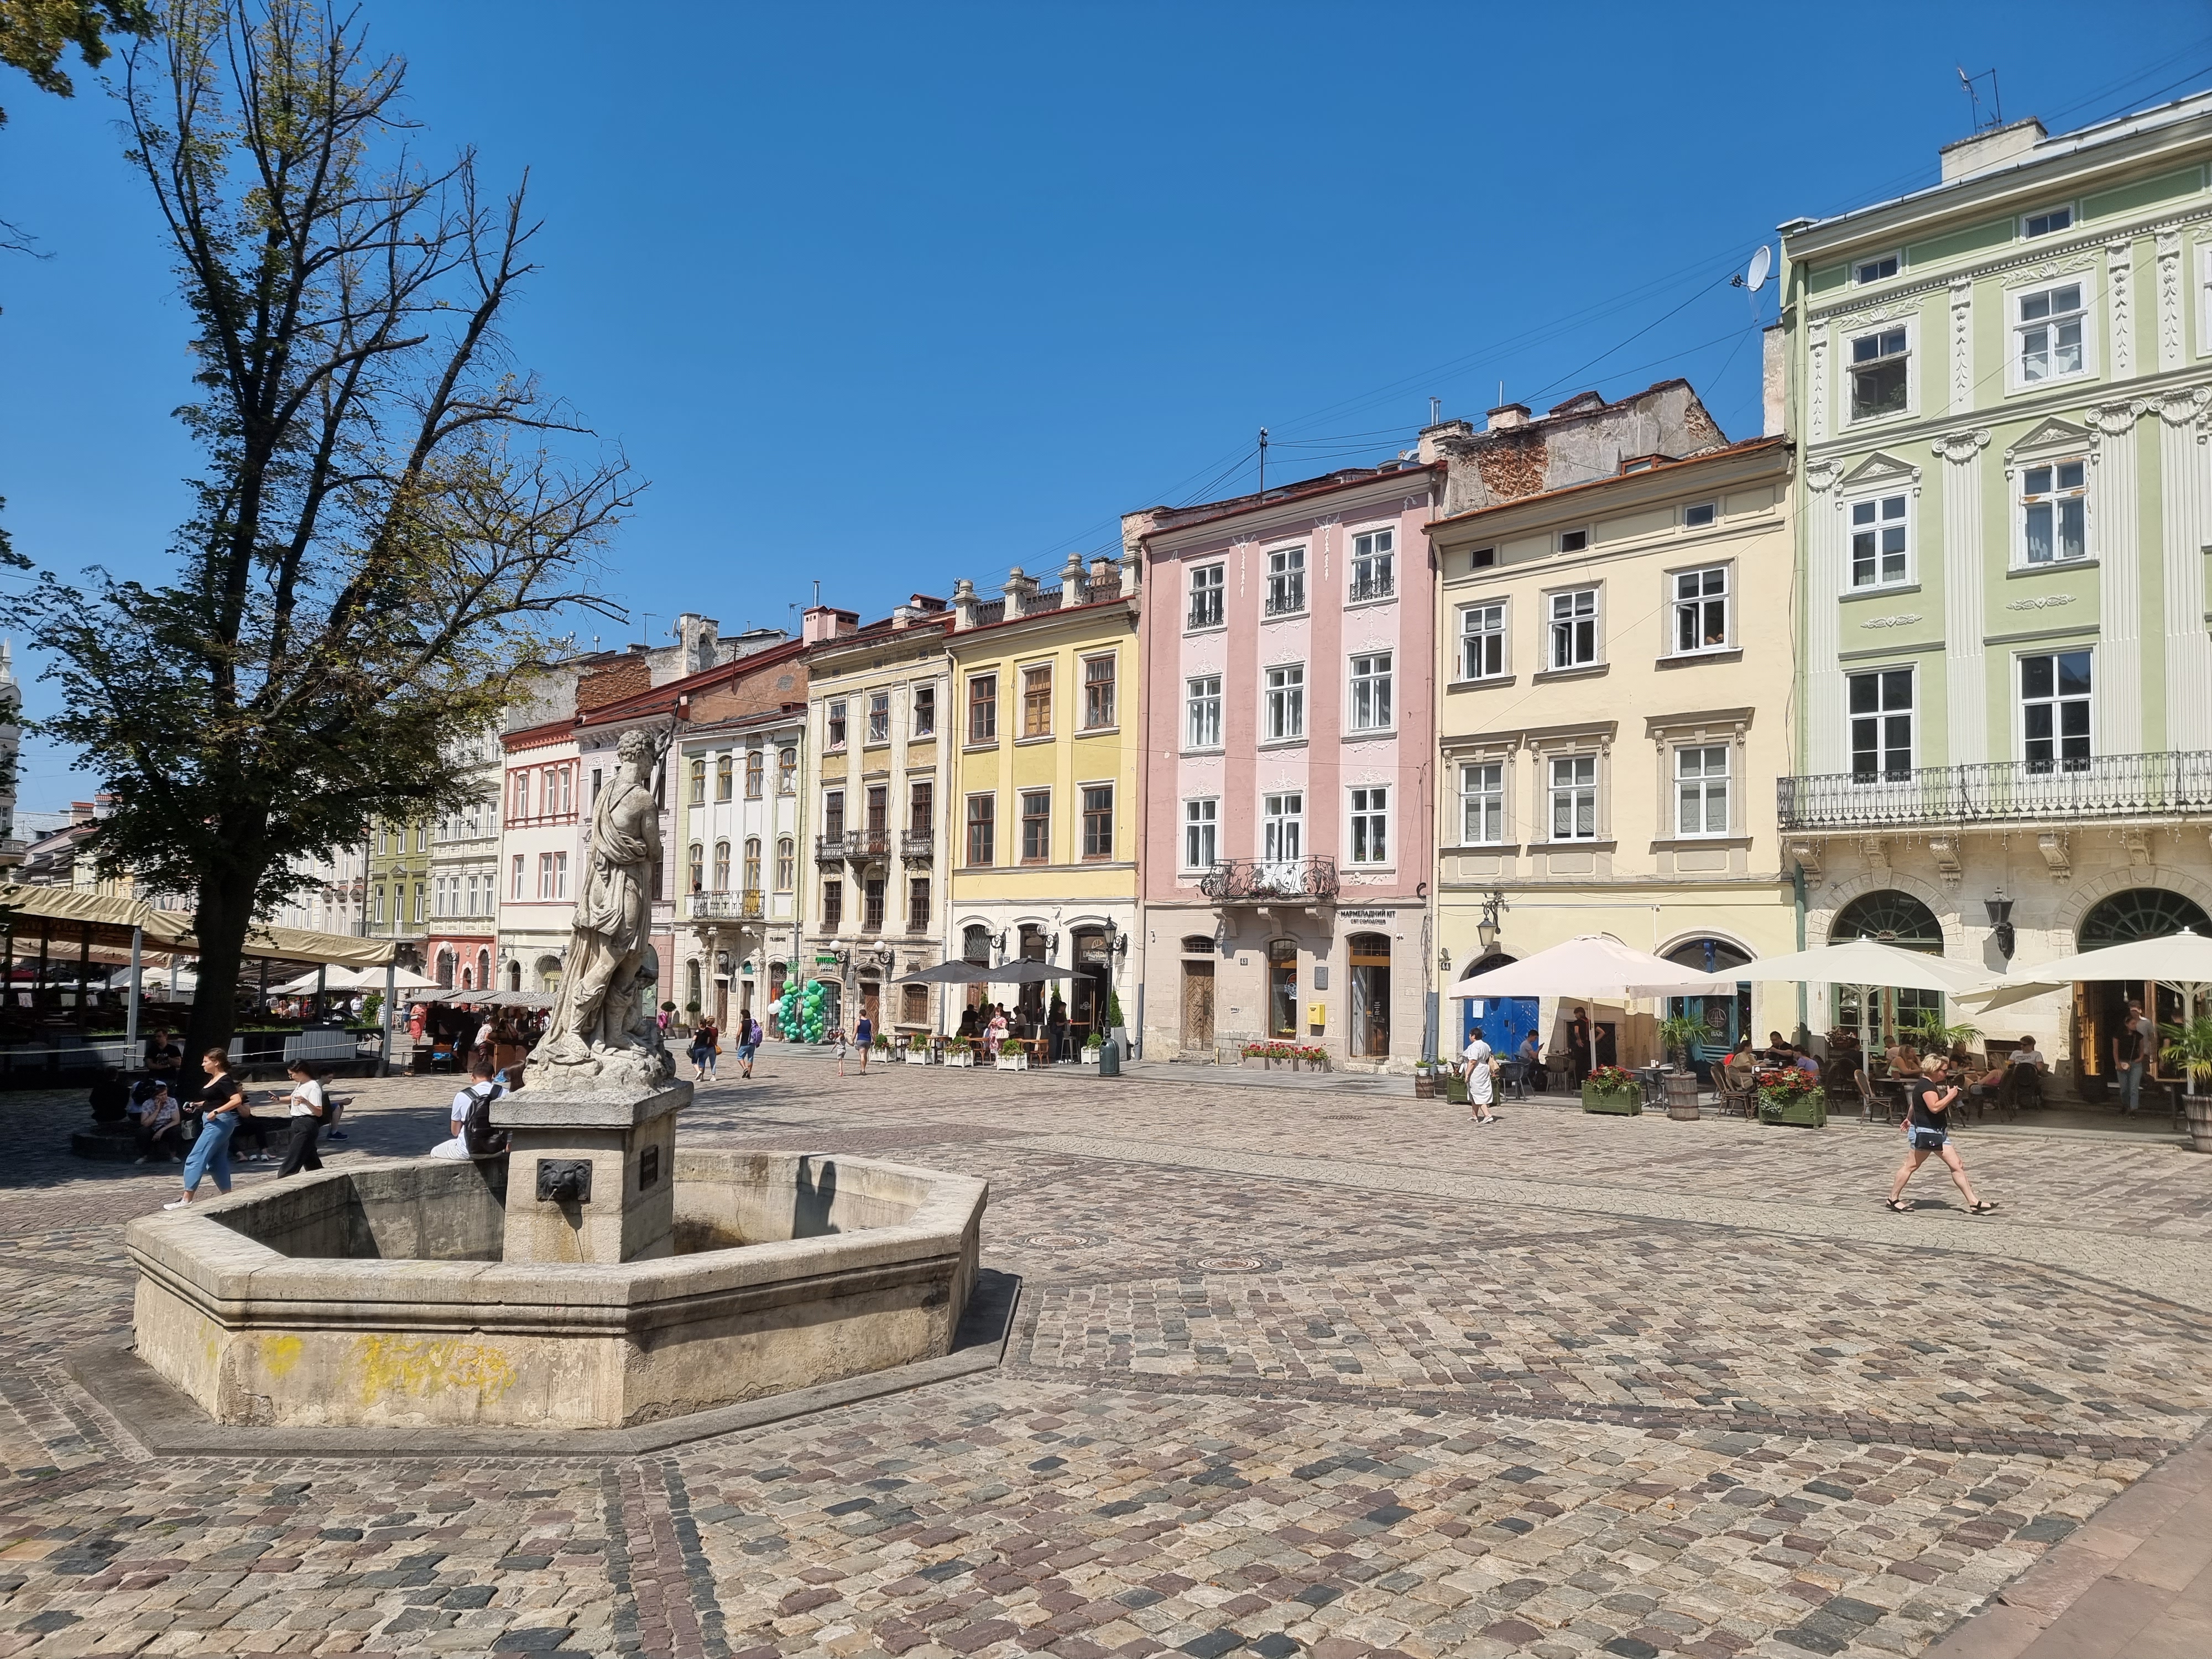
left=1197, top=854, right=1339, bottom=905
left=687, top=889, right=764, bottom=921
left=1348, top=573, right=1395, bottom=602
left=1262, top=587, right=1306, bottom=617
left=815, top=833, right=852, bottom=862
left=1777, top=752, right=2212, bottom=832
left=901, top=831, right=935, bottom=864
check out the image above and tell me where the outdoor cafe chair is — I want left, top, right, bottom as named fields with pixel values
left=1854, top=1069, right=1894, bottom=1125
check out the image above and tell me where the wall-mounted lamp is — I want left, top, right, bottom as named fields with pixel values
left=1985, top=891, right=2016, bottom=960
left=1475, top=888, right=1509, bottom=954
left=874, top=947, right=896, bottom=971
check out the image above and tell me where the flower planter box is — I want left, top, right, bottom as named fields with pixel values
left=945, top=1050, right=974, bottom=1068
left=1444, top=1071, right=1470, bottom=1105
left=1758, top=1095, right=1828, bottom=1128
left=903, top=1049, right=932, bottom=1066
left=1582, top=1084, right=1642, bottom=1115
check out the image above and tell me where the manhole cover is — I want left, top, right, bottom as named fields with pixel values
left=1193, top=1254, right=1279, bottom=1272
left=1017, top=1232, right=1106, bottom=1249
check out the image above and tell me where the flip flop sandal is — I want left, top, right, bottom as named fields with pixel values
left=1885, top=1198, right=1911, bottom=1212
left=1970, top=1200, right=1999, bottom=1214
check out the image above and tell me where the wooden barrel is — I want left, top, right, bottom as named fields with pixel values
left=1665, top=1072, right=1701, bottom=1121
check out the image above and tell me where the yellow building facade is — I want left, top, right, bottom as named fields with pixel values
left=946, top=560, right=1142, bottom=1042
left=1429, top=428, right=1803, bottom=1068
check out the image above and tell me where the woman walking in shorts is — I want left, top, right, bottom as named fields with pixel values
left=1887, top=1055, right=1996, bottom=1213
left=690, top=1018, right=718, bottom=1082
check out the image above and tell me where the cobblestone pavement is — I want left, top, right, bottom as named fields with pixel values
left=2, top=1053, right=2209, bottom=1657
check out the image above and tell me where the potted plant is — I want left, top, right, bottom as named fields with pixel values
left=1082, top=1032, right=1105, bottom=1068
left=873, top=1032, right=894, bottom=1055
left=1656, top=1015, right=1707, bottom=1120
left=904, top=1033, right=932, bottom=1065
left=945, top=1035, right=974, bottom=1068
left=1902, top=1013, right=1981, bottom=1062
left=1107, top=990, right=1128, bottom=1055
left=1582, top=1063, right=1642, bottom=1115
left=1297, top=1044, right=1328, bottom=1073
left=1413, top=1058, right=1436, bottom=1099
left=2161, top=1017, right=2212, bottom=1152
left=1756, top=1066, right=1828, bottom=1128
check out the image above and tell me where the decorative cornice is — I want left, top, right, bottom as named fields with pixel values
left=2089, top=400, right=2150, bottom=439
left=1860, top=613, right=1923, bottom=629
left=2005, top=593, right=2078, bottom=611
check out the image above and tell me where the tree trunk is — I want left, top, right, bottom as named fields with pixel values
left=186, top=839, right=268, bottom=1064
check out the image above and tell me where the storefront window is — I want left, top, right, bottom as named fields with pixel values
left=1348, top=933, right=1390, bottom=1057
left=1267, top=939, right=1298, bottom=1039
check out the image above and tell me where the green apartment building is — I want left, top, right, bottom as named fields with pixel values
left=1776, top=92, right=2212, bottom=1090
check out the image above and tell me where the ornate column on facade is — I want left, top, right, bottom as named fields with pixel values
left=2155, top=230, right=2185, bottom=373
left=1802, top=457, right=1845, bottom=774
left=2159, top=388, right=2212, bottom=750
left=2106, top=238, right=2135, bottom=382
left=2090, top=401, right=2147, bottom=755
left=1933, top=429, right=1992, bottom=764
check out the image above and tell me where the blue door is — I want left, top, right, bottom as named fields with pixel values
left=1462, top=996, right=1538, bottom=1060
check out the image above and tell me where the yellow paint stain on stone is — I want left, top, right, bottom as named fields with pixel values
left=351, top=1334, right=518, bottom=1404
left=259, top=1334, right=305, bottom=1378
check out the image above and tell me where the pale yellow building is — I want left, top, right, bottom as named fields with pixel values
left=946, top=557, right=1141, bottom=1042
left=1428, top=407, right=1801, bottom=1067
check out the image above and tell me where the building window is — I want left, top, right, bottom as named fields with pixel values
left=966, top=794, right=995, bottom=865
left=1082, top=785, right=1114, bottom=859
left=967, top=674, right=998, bottom=744
left=1263, top=664, right=1305, bottom=741
left=1021, top=664, right=1053, bottom=738
left=733, top=839, right=750, bottom=890
left=913, top=685, right=935, bottom=737
left=1469, top=546, right=1496, bottom=569
left=510, top=854, right=524, bottom=899
left=1460, top=761, right=1505, bottom=844
left=1186, top=675, right=1222, bottom=748
left=687, top=841, right=705, bottom=892
left=1262, top=792, right=1303, bottom=863
left=823, top=878, right=843, bottom=931
left=1673, top=566, right=1729, bottom=653
left=538, top=851, right=569, bottom=899
left=865, top=784, right=889, bottom=839
left=716, top=755, right=733, bottom=800
left=1855, top=252, right=1899, bottom=284
left=1265, top=546, right=1306, bottom=615
left=826, top=701, right=847, bottom=750
left=1675, top=745, right=1730, bottom=837
left=687, top=960, right=702, bottom=1008
left=1548, top=588, right=1599, bottom=669
left=863, top=877, right=885, bottom=934
left=2022, top=651, right=2093, bottom=773
left=745, top=749, right=763, bottom=798
left=1188, top=563, right=1225, bottom=629
left=374, top=886, right=384, bottom=923
left=1082, top=655, right=1117, bottom=728
left=775, top=837, right=794, bottom=891
left=1849, top=494, right=1910, bottom=588
left=1460, top=603, right=1506, bottom=681
left=1020, top=789, right=1051, bottom=863
left=2022, top=460, right=2088, bottom=564
left=1348, top=651, right=1392, bottom=731
left=1183, top=798, right=1218, bottom=869
left=1348, top=786, right=1389, bottom=864
left=818, top=788, right=843, bottom=841
left=1549, top=756, right=1598, bottom=841
left=907, top=877, right=931, bottom=934
left=778, top=747, right=796, bottom=794
left=688, top=759, right=707, bottom=805
left=1848, top=667, right=1915, bottom=781
left=1349, top=528, right=1394, bottom=600
left=909, top=780, right=933, bottom=837
left=867, top=692, right=891, bottom=744
left=1683, top=501, right=1717, bottom=529
left=2017, top=282, right=2085, bottom=384
left=2023, top=204, right=2072, bottom=238
left=1558, top=528, right=1589, bottom=554
left=1849, top=326, right=1909, bottom=420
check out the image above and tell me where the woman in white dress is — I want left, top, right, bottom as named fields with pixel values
left=1463, top=1027, right=1500, bottom=1125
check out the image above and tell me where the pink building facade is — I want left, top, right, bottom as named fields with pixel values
left=1128, top=461, right=1439, bottom=1073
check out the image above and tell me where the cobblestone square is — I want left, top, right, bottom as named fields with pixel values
left=3, top=1056, right=2209, bottom=1657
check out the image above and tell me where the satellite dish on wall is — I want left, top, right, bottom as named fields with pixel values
left=1744, top=244, right=1772, bottom=293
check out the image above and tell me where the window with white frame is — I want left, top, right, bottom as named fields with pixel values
left=1459, top=761, right=1505, bottom=844
left=1849, top=494, right=1910, bottom=588
left=2022, top=460, right=2087, bottom=563
left=1348, top=652, right=1392, bottom=731
left=1262, top=792, right=1303, bottom=863
left=1185, top=674, right=1222, bottom=748
left=826, top=701, right=847, bottom=749
left=1672, top=566, right=1729, bottom=653
left=1558, top=528, right=1589, bottom=554
left=2021, top=650, right=2093, bottom=773
left=867, top=692, right=890, bottom=744
left=1548, top=588, right=1599, bottom=669
left=1082, top=654, right=1117, bottom=728
left=913, top=685, right=935, bottom=737
left=1264, top=663, right=1305, bottom=740
left=1674, top=745, right=1730, bottom=837
left=1183, top=798, right=1218, bottom=869
left=2016, top=281, right=2085, bottom=384
left=1460, top=602, right=1506, bottom=680
left=1187, top=563, right=1224, bottom=629
left=1349, top=528, right=1394, bottom=600
left=510, top=853, right=524, bottom=899
left=1849, top=326, right=1910, bottom=420
left=1265, top=546, right=1306, bottom=614
left=1683, top=501, right=1717, bottom=528
left=1848, top=667, right=1914, bottom=781
left=1854, top=252, right=1899, bottom=284
left=2022, top=204, right=2072, bottom=239
left=1548, top=755, right=1598, bottom=841
left=1348, top=786, right=1389, bottom=864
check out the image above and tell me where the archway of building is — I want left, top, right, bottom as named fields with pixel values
left=1829, top=889, right=1944, bottom=1044
left=1661, top=936, right=1754, bottom=1077
left=2074, top=888, right=2212, bottom=1099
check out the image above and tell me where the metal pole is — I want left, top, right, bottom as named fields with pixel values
left=126, top=925, right=142, bottom=1068
left=314, top=963, right=326, bottom=1025
left=76, top=923, right=90, bottom=1030
left=378, top=961, right=395, bottom=1076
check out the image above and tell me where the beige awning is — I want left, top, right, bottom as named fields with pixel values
left=0, top=885, right=395, bottom=970
left=153, top=915, right=400, bottom=971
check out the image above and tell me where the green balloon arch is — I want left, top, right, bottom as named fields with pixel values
left=772, top=978, right=831, bottom=1044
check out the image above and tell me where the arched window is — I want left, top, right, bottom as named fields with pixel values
left=745, top=749, right=764, bottom=798
left=1180, top=934, right=1215, bottom=955
left=688, top=842, right=705, bottom=892
left=436, top=950, right=455, bottom=990
left=2079, top=888, right=2212, bottom=947
left=1830, top=890, right=1944, bottom=1040
left=716, top=755, right=733, bottom=800
left=477, top=948, right=491, bottom=990
left=775, top=836, right=795, bottom=891
left=687, top=959, right=702, bottom=1008
left=963, top=924, right=992, bottom=963
left=713, top=839, right=731, bottom=889
left=507, top=959, right=521, bottom=991
left=689, top=758, right=707, bottom=804
left=743, top=837, right=761, bottom=891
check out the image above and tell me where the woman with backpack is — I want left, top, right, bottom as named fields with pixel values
left=431, top=1056, right=507, bottom=1159
left=690, top=1017, right=719, bottom=1082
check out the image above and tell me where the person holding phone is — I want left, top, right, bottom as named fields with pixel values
left=1886, top=1055, right=1996, bottom=1214
left=165, top=1049, right=244, bottom=1208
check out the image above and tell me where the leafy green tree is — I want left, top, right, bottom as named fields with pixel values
left=0, top=0, right=152, bottom=124
left=9, top=0, right=635, bottom=1056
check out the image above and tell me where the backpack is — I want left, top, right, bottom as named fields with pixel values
left=462, top=1083, right=509, bottom=1156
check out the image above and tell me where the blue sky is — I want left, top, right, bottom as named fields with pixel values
left=2, top=1, right=2208, bottom=813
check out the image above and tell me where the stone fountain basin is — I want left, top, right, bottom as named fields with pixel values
left=124, top=1151, right=986, bottom=1430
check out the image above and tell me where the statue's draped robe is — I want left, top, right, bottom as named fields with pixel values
left=545, top=777, right=655, bottom=1054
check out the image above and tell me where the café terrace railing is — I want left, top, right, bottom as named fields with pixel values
left=1197, top=854, right=1339, bottom=905
left=1777, top=751, right=2212, bottom=832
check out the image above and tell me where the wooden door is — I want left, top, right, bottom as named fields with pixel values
left=862, top=981, right=881, bottom=1027
left=1181, top=961, right=1214, bottom=1050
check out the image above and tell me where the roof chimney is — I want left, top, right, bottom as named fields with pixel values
left=800, top=605, right=858, bottom=645
left=1485, top=403, right=1531, bottom=431
left=1938, top=116, right=2046, bottom=182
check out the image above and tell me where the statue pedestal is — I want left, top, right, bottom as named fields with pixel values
left=493, top=1082, right=692, bottom=1264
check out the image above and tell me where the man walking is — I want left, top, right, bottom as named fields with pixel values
left=2115, top=999, right=2150, bottom=1113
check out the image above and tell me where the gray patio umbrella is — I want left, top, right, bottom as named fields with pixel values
left=894, top=960, right=998, bottom=985
left=988, top=960, right=1075, bottom=983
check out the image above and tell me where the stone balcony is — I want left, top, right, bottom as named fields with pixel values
left=1197, top=855, right=1339, bottom=906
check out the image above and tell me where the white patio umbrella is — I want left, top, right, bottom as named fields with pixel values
left=1959, top=928, right=2212, bottom=1018
left=1448, top=933, right=1736, bottom=1074
left=271, top=966, right=361, bottom=996
left=1724, top=938, right=2001, bottom=1051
